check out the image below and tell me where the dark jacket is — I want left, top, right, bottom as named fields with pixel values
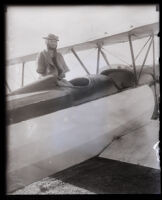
left=36, top=50, right=69, bottom=77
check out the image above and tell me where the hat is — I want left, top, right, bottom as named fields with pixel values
left=43, top=34, right=59, bottom=41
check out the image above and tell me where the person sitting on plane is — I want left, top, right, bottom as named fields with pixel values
left=36, top=33, right=72, bottom=87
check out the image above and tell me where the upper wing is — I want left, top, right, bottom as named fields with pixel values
left=7, top=22, right=159, bottom=66
left=59, top=22, right=159, bottom=54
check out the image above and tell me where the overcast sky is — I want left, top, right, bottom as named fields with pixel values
left=6, top=5, right=159, bottom=58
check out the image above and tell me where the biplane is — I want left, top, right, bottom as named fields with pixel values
left=6, top=22, right=159, bottom=193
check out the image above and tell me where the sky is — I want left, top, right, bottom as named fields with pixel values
left=6, top=5, right=159, bottom=91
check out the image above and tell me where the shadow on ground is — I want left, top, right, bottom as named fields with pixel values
left=51, top=157, right=161, bottom=194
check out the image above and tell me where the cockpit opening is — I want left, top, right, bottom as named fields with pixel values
left=70, top=77, right=90, bottom=87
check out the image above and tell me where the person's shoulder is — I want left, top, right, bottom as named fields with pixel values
left=57, top=52, right=63, bottom=57
left=39, top=49, right=46, bottom=55
left=37, top=50, right=46, bottom=57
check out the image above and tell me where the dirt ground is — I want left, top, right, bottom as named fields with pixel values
left=11, top=176, right=94, bottom=194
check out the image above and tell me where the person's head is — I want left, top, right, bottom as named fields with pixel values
left=43, top=34, right=59, bottom=50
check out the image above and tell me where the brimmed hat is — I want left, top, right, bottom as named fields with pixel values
left=43, top=34, right=59, bottom=41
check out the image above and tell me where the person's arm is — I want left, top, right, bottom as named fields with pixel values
left=58, top=53, right=70, bottom=75
left=58, top=73, right=65, bottom=79
left=57, top=54, right=69, bottom=80
left=36, top=52, right=46, bottom=76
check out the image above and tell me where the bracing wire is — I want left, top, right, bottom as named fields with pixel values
left=101, top=47, right=132, bottom=67
left=135, top=36, right=152, bottom=61
left=74, top=48, right=97, bottom=74
left=137, top=37, right=153, bottom=81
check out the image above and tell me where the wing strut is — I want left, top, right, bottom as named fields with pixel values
left=96, top=44, right=101, bottom=74
left=71, top=48, right=90, bottom=75
left=137, top=36, right=153, bottom=83
left=21, top=62, right=25, bottom=87
left=6, top=81, right=11, bottom=93
left=152, top=34, right=159, bottom=118
left=128, top=35, right=138, bottom=85
left=100, top=49, right=111, bottom=69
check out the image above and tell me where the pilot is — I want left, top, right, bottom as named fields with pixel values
left=36, top=33, right=72, bottom=86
